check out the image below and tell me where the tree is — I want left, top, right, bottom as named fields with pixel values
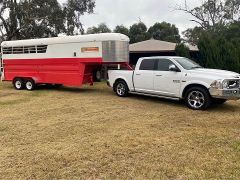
left=0, top=0, right=95, bottom=41
left=175, top=43, right=190, bottom=58
left=114, top=25, right=129, bottom=36
left=148, top=22, right=181, bottom=43
left=178, top=0, right=240, bottom=72
left=64, top=0, right=95, bottom=35
left=19, top=0, right=65, bottom=39
left=0, top=0, right=21, bottom=40
left=86, top=23, right=111, bottom=34
left=197, top=27, right=240, bottom=72
left=183, top=27, right=204, bottom=45
left=180, top=0, right=240, bottom=45
left=177, top=0, right=226, bottom=31
left=224, top=0, right=240, bottom=22
left=129, top=22, right=150, bottom=43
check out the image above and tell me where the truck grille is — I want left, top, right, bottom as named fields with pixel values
left=228, top=80, right=240, bottom=89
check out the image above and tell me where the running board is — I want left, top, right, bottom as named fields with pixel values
left=130, top=92, right=180, bottom=101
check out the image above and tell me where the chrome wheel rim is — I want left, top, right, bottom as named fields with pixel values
left=188, top=91, right=205, bottom=109
left=26, top=82, right=33, bottom=90
left=15, top=81, right=22, bottom=89
left=116, top=83, right=125, bottom=96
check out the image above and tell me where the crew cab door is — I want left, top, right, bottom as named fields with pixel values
left=153, top=58, right=183, bottom=97
left=133, top=58, right=155, bottom=93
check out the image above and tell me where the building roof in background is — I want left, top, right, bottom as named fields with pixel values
left=130, top=39, right=198, bottom=53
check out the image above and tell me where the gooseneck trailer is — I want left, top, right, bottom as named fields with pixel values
left=0, top=33, right=131, bottom=90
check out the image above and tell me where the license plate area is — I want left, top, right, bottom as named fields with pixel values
left=223, top=90, right=240, bottom=96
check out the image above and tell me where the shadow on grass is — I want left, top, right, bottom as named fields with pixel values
left=128, top=94, right=183, bottom=107
left=128, top=94, right=240, bottom=112
left=34, top=85, right=99, bottom=94
left=31, top=84, right=240, bottom=112
left=208, top=102, right=240, bottom=112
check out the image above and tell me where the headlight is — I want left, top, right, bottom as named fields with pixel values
left=210, top=80, right=222, bottom=89
left=222, top=80, right=229, bottom=89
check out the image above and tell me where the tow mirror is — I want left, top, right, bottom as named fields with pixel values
left=169, top=64, right=179, bottom=72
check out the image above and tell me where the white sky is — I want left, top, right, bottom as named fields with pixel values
left=58, top=0, right=202, bottom=34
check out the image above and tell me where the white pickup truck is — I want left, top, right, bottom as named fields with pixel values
left=107, top=56, right=240, bottom=110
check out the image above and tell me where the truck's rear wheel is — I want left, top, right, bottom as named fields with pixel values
left=25, top=79, right=36, bottom=91
left=13, top=78, right=24, bottom=90
left=185, top=87, right=211, bottom=110
left=114, top=80, right=129, bottom=97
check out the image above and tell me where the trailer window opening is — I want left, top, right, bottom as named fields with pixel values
left=2, top=45, right=48, bottom=54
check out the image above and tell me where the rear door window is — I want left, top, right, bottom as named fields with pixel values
left=139, top=59, right=156, bottom=70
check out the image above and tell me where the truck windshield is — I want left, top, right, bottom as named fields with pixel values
left=173, top=57, right=202, bottom=70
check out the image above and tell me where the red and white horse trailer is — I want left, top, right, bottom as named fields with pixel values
left=0, top=33, right=131, bottom=90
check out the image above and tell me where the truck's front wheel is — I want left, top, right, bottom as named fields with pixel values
left=185, top=87, right=211, bottom=110
left=114, top=80, right=129, bottom=97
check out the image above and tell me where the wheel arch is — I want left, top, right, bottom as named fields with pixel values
left=13, top=77, right=38, bottom=83
left=113, top=78, right=129, bottom=92
left=182, top=83, right=210, bottom=98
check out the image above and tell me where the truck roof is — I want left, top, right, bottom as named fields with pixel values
left=1, top=33, right=129, bottom=47
left=139, top=56, right=184, bottom=59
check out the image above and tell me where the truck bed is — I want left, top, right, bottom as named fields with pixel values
left=108, top=70, right=134, bottom=91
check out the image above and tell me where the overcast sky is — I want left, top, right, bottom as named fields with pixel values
left=58, top=0, right=202, bottom=34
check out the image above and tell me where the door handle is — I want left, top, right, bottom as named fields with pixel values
left=156, top=75, right=162, bottom=77
left=135, top=74, right=141, bottom=76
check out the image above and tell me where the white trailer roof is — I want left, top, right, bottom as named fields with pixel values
left=1, top=33, right=129, bottom=47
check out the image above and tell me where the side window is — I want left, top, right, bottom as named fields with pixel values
left=139, top=59, right=156, bottom=71
left=156, top=59, right=174, bottom=71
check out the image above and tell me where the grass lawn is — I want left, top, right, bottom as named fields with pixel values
left=0, top=81, right=240, bottom=179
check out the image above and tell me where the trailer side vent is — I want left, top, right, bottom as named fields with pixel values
left=2, top=45, right=48, bottom=55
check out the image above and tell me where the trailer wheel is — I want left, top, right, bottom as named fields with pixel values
left=25, top=79, right=36, bottom=91
left=93, top=70, right=101, bottom=82
left=13, top=78, right=24, bottom=90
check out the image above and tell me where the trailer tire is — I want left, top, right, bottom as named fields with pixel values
left=13, top=78, right=24, bottom=90
left=93, top=70, right=101, bottom=82
left=25, top=79, right=36, bottom=91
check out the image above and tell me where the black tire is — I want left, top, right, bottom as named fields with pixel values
left=212, top=98, right=227, bottom=105
left=13, top=78, right=24, bottom=90
left=53, top=84, right=63, bottom=88
left=25, top=79, right=36, bottom=91
left=93, top=70, right=101, bottom=82
left=114, top=80, right=129, bottom=97
left=185, top=86, right=211, bottom=110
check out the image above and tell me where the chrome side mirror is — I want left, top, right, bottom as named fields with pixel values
left=169, top=64, right=179, bottom=72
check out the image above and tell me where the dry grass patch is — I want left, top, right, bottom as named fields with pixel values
left=0, top=81, right=240, bottom=179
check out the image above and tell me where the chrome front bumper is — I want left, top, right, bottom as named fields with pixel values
left=209, top=88, right=240, bottom=100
